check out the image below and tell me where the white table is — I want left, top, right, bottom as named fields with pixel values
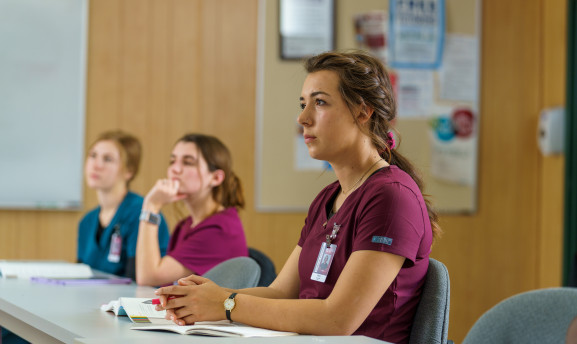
left=0, top=277, right=389, bottom=343
left=74, top=336, right=389, bottom=344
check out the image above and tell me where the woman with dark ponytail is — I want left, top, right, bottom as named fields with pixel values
left=155, top=51, right=440, bottom=344
left=135, top=133, right=247, bottom=286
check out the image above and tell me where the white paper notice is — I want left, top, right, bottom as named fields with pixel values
left=429, top=106, right=478, bottom=185
left=396, top=69, right=434, bottom=118
left=439, top=34, right=479, bottom=102
left=280, top=0, right=333, bottom=59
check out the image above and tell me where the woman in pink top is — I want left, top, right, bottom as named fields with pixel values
left=155, top=52, right=441, bottom=343
left=136, top=133, right=247, bottom=286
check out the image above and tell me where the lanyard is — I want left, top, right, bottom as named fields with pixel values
left=325, top=223, right=340, bottom=248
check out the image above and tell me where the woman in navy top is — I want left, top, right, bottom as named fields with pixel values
left=155, top=52, right=442, bottom=343
left=78, top=130, right=170, bottom=279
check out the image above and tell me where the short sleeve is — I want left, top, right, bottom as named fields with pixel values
left=352, top=182, right=427, bottom=265
left=77, top=212, right=93, bottom=261
left=124, top=215, right=139, bottom=259
left=298, top=215, right=313, bottom=247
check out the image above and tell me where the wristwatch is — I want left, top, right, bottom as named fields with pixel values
left=224, top=293, right=237, bottom=321
left=139, top=210, right=161, bottom=225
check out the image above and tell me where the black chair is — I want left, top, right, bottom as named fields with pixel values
left=248, top=247, right=277, bottom=287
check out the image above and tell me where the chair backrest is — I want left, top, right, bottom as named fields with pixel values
left=248, top=247, right=277, bottom=287
left=462, top=287, right=577, bottom=344
left=409, top=258, right=451, bottom=344
left=202, top=257, right=261, bottom=289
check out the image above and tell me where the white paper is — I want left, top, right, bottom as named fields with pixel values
left=280, top=0, right=333, bottom=58
left=101, top=297, right=173, bottom=324
left=439, top=34, right=479, bottom=102
left=0, top=261, right=93, bottom=279
left=132, top=321, right=298, bottom=337
left=396, top=69, right=434, bottom=118
left=429, top=106, right=478, bottom=185
left=119, top=297, right=169, bottom=321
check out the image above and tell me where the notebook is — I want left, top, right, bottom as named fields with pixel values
left=131, top=320, right=298, bottom=337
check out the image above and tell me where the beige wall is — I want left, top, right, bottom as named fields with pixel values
left=0, top=0, right=567, bottom=342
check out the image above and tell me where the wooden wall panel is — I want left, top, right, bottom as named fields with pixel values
left=440, top=0, right=538, bottom=340
left=0, top=1, right=567, bottom=343
left=538, top=0, right=566, bottom=288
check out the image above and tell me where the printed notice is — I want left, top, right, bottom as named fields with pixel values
left=439, top=34, right=479, bottom=102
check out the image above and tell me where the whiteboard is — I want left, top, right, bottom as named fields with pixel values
left=0, top=0, right=88, bottom=209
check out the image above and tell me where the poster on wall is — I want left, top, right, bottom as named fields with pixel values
left=256, top=0, right=481, bottom=213
left=279, top=0, right=335, bottom=59
left=439, top=34, right=480, bottom=102
left=429, top=106, right=478, bottom=186
left=389, top=0, right=445, bottom=69
left=354, top=10, right=389, bottom=63
left=395, top=69, right=434, bottom=118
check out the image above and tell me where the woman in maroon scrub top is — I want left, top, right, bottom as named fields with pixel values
left=155, top=51, right=442, bottom=344
left=135, top=133, right=247, bottom=287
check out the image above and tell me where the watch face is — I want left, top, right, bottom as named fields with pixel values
left=224, top=298, right=235, bottom=310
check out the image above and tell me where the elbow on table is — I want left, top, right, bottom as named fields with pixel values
left=135, top=273, right=160, bottom=286
left=330, top=321, right=360, bottom=336
left=305, top=315, right=361, bottom=336
left=135, top=275, right=149, bottom=286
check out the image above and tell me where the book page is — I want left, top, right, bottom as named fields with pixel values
left=132, top=321, right=298, bottom=337
left=119, top=298, right=173, bottom=324
left=0, top=261, right=93, bottom=279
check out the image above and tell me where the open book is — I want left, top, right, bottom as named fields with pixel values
left=100, top=297, right=173, bottom=324
left=0, top=261, right=93, bottom=279
left=131, top=320, right=298, bottom=337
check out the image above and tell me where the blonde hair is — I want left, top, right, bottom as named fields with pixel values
left=88, top=130, right=142, bottom=187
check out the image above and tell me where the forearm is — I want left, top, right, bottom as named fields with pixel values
left=135, top=221, right=163, bottom=285
left=230, top=295, right=357, bottom=336
left=226, top=286, right=293, bottom=299
left=225, top=250, right=403, bottom=335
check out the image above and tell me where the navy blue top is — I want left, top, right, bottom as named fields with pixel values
left=77, top=191, right=170, bottom=278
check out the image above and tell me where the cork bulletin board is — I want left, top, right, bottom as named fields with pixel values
left=256, top=0, right=481, bottom=213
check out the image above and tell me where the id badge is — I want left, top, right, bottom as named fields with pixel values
left=311, top=242, right=337, bottom=283
left=107, top=226, right=122, bottom=263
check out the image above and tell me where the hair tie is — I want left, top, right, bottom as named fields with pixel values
left=386, top=132, right=396, bottom=149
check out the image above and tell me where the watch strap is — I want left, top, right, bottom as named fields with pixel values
left=139, top=210, right=161, bottom=225
left=225, top=292, right=237, bottom=321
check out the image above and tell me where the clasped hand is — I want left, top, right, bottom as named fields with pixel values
left=154, top=274, right=230, bottom=325
left=143, top=179, right=187, bottom=212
